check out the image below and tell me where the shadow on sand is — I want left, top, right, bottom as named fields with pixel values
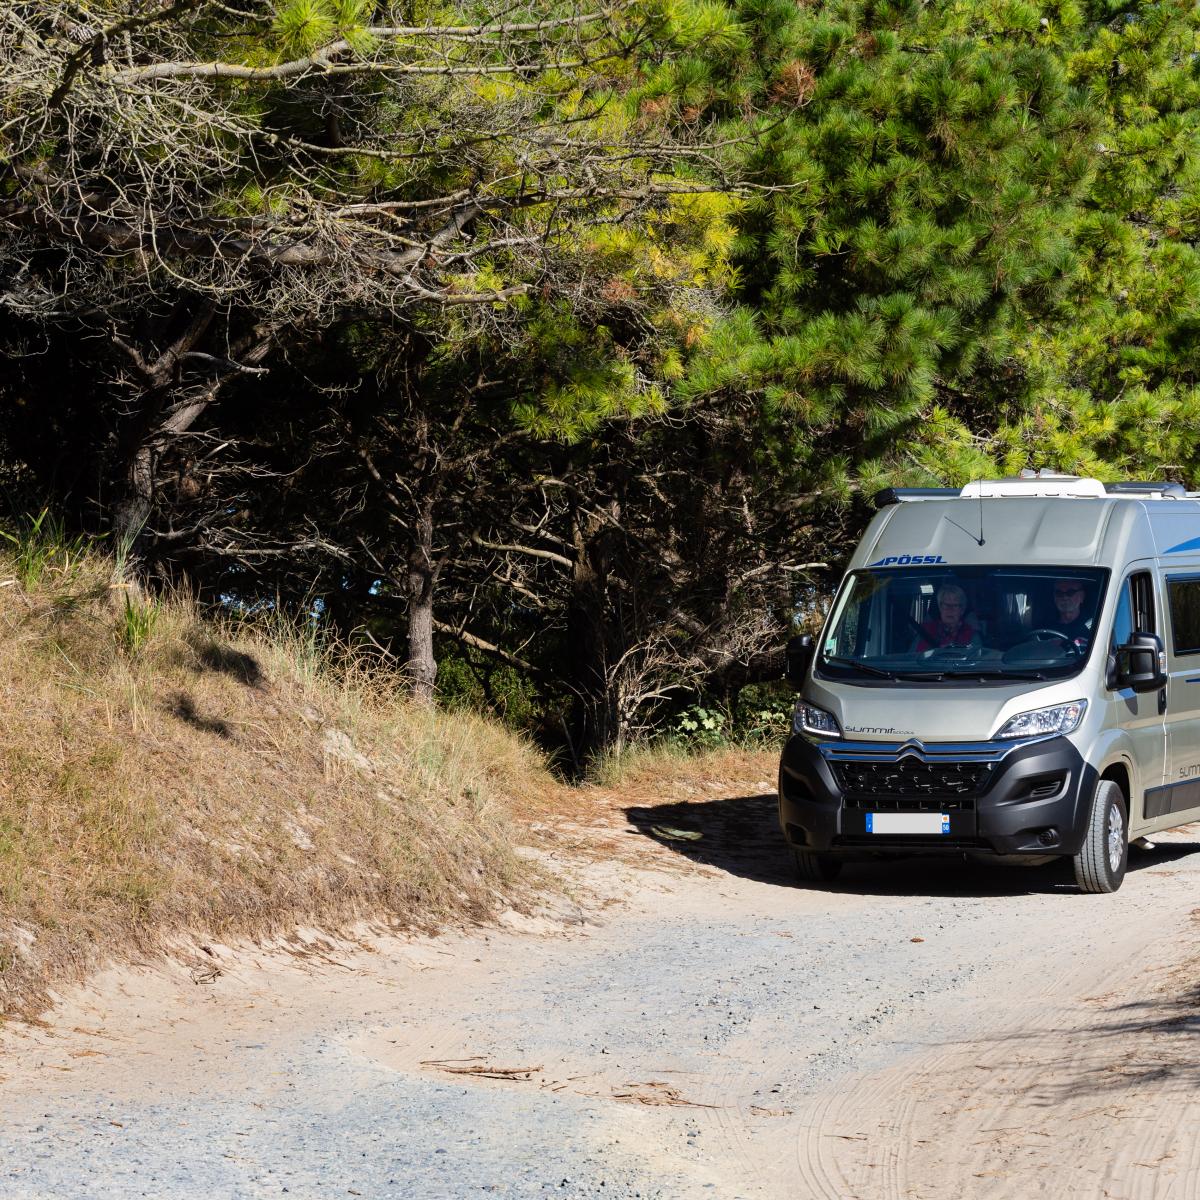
left=624, top=791, right=1200, bottom=897
left=935, top=977, right=1200, bottom=1100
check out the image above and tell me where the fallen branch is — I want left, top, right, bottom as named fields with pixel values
left=611, top=1081, right=721, bottom=1108
left=423, top=1058, right=542, bottom=1080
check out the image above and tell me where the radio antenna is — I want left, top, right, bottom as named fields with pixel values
left=944, top=478, right=986, bottom=546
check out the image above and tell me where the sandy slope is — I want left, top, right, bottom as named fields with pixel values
left=1, top=777, right=1197, bottom=1199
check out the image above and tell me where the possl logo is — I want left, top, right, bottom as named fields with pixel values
left=869, top=553, right=947, bottom=567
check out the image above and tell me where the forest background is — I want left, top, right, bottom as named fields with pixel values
left=3, top=0, right=1200, bottom=771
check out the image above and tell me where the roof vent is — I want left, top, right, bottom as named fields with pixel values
left=1104, top=481, right=1187, bottom=499
left=959, top=475, right=1107, bottom=499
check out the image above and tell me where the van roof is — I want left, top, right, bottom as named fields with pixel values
left=853, top=488, right=1200, bottom=570
left=874, top=476, right=1191, bottom=507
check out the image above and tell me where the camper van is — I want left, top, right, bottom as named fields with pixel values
left=779, top=474, right=1200, bottom=893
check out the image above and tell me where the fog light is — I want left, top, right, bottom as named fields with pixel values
left=786, top=823, right=810, bottom=847
left=1037, top=827, right=1058, bottom=847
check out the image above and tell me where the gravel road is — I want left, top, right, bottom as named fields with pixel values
left=2, top=781, right=1199, bottom=1199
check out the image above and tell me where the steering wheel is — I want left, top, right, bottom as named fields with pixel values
left=1023, top=628, right=1082, bottom=656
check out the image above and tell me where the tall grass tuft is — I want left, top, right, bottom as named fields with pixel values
left=0, top=509, right=91, bottom=592
left=119, top=591, right=162, bottom=657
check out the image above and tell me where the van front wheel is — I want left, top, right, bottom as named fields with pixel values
left=1073, top=780, right=1128, bottom=894
left=793, top=850, right=843, bottom=884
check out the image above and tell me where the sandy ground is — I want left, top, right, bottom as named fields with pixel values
left=1, top=774, right=1198, bottom=1199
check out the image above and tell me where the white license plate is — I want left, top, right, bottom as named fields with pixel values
left=866, top=812, right=950, bottom=835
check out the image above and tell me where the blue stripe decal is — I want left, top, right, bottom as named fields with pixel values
left=1186, top=677, right=1200, bottom=683
left=1165, top=535, right=1200, bottom=554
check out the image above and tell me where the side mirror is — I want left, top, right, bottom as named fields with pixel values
left=1114, top=631, right=1167, bottom=694
left=785, top=635, right=814, bottom=689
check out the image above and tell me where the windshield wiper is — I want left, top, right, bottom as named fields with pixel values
left=821, top=655, right=897, bottom=679
left=821, top=658, right=1050, bottom=683
left=942, top=669, right=1049, bottom=681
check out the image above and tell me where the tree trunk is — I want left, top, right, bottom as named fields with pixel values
left=406, top=495, right=439, bottom=703
left=108, top=308, right=271, bottom=575
left=111, top=442, right=156, bottom=568
left=566, top=503, right=619, bottom=766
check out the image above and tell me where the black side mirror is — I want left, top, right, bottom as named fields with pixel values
left=1114, top=631, right=1166, bottom=694
left=785, top=634, right=814, bottom=689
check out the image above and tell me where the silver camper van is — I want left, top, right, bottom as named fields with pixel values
left=779, top=474, right=1200, bottom=893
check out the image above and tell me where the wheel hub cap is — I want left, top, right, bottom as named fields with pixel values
left=1107, top=804, right=1124, bottom=874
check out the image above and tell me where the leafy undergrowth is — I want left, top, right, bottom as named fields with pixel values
left=0, top=549, right=557, bottom=1017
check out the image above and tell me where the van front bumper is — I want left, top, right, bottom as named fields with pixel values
left=778, top=734, right=1096, bottom=857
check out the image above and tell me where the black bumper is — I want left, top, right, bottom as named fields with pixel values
left=778, top=734, right=1096, bottom=857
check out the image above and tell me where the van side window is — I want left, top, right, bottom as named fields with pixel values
left=1130, top=572, right=1155, bottom=635
left=1111, top=571, right=1154, bottom=654
left=1167, top=575, right=1200, bottom=655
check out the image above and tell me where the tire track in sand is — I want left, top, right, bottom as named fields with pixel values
left=791, top=898, right=1200, bottom=1200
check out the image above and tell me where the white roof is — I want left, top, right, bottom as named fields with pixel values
left=959, top=477, right=1108, bottom=499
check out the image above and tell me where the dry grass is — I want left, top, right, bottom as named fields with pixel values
left=589, top=742, right=778, bottom=793
left=0, top=549, right=559, bottom=1016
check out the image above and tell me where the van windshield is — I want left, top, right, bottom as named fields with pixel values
left=818, top=565, right=1109, bottom=683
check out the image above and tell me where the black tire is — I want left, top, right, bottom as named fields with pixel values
left=1073, top=780, right=1129, bottom=894
left=793, top=849, right=843, bottom=883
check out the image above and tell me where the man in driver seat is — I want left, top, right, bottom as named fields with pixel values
left=915, top=582, right=980, bottom=651
left=1050, top=578, right=1093, bottom=650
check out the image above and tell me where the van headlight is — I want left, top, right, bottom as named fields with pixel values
left=793, top=700, right=842, bottom=738
left=995, top=700, right=1087, bottom=740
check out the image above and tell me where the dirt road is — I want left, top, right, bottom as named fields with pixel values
left=2, top=775, right=1198, bottom=1199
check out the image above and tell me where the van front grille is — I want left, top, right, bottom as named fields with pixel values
left=843, top=796, right=975, bottom=812
left=833, top=759, right=992, bottom=798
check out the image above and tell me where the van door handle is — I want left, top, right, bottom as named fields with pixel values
left=1159, top=686, right=1168, bottom=715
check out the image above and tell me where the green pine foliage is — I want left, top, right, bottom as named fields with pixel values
left=992, top=0, right=1200, bottom=485
left=728, top=0, right=1093, bottom=479
left=657, top=0, right=1200, bottom=502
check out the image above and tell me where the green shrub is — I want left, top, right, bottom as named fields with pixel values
left=672, top=704, right=728, bottom=748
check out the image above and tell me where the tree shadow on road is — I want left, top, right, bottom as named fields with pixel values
left=938, top=976, right=1200, bottom=1101
left=1050, top=981, right=1200, bottom=1097
left=624, top=792, right=1200, bottom=897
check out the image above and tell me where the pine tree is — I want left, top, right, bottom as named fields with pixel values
left=0, top=0, right=743, bottom=698
left=986, top=1, right=1200, bottom=484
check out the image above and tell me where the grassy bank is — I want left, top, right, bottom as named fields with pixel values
left=589, top=742, right=780, bottom=792
left=0, top=545, right=555, bottom=1016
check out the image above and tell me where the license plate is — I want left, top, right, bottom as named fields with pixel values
left=866, top=812, right=950, bottom=835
